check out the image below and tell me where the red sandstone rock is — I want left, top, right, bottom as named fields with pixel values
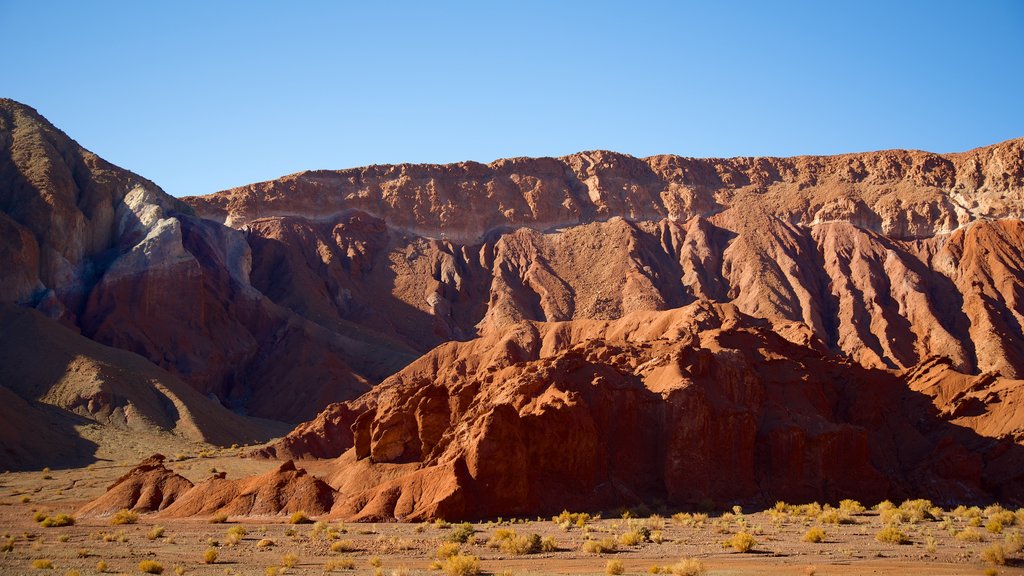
left=77, top=454, right=193, bottom=516
left=158, top=460, right=335, bottom=518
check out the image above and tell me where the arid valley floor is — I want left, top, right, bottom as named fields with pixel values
left=2, top=445, right=1022, bottom=576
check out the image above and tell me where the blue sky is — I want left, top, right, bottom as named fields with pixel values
left=3, top=1, right=1023, bottom=197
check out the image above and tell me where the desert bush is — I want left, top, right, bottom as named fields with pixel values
left=1005, top=529, right=1024, bottom=554
left=619, top=527, right=650, bottom=546
left=111, top=509, right=138, bottom=525
left=1, top=536, right=14, bottom=552
left=818, top=509, right=852, bottom=525
left=324, top=557, right=356, bottom=571
left=541, top=536, right=558, bottom=552
left=281, top=553, right=299, bottom=568
left=839, top=499, right=865, bottom=514
left=331, top=540, right=356, bottom=553
left=501, top=533, right=541, bottom=555
left=31, top=559, right=53, bottom=570
left=802, top=527, right=826, bottom=543
left=265, top=568, right=280, bottom=576
left=33, top=511, right=47, bottom=522
left=76, top=549, right=89, bottom=558
left=138, top=560, right=164, bottom=574
left=875, top=500, right=895, bottom=512
left=583, top=538, right=618, bottom=554
left=956, top=527, right=984, bottom=542
left=666, top=558, right=706, bottom=576
left=203, top=548, right=218, bottom=564
left=256, top=538, right=275, bottom=548
left=448, top=522, right=475, bottom=544
left=606, top=559, right=625, bottom=575
left=95, top=561, right=108, bottom=573
left=369, top=556, right=382, bottom=567
left=898, top=499, right=935, bottom=523
left=434, top=542, right=461, bottom=560
left=981, top=543, right=1006, bottom=565
left=289, top=511, right=312, bottom=524
left=225, top=525, right=246, bottom=545
left=925, top=535, right=938, bottom=553
left=40, top=512, right=74, bottom=528
left=726, top=531, right=756, bottom=552
left=875, top=526, right=909, bottom=544
left=147, top=525, right=165, bottom=540
left=553, top=510, right=593, bottom=529
left=442, top=554, right=480, bottom=576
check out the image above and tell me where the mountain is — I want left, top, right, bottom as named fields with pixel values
left=184, top=139, right=1024, bottom=379
left=4, top=97, right=1023, bottom=514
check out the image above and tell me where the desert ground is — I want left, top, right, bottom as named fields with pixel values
left=1, top=445, right=1021, bottom=576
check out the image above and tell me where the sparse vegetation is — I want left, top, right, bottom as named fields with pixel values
left=606, top=559, right=625, bottom=575
left=257, top=538, right=275, bottom=548
left=876, top=526, right=910, bottom=545
left=38, top=513, right=75, bottom=527
left=208, top=512, right=229, bottom=524
left=956, top=527, right=984, bottom=542
left=324, top=557, right=356, bottom=571
left=203, top=548, right=218, bottom=564
left=726, top=531, right=756, bottom=552
left=95, top=561, right=108, bottom=573
left=441, top=554, right=480, bottom=576
left=331, top=540, right=356, bottom=553
left=583, top=538, right=618, bottom=554
left=981, top=543, right=1006, bottom=566
left=32, top=559, right=54, bottom=570
left=802, top=527, right=826, bottom=543
left=110, top=509, right=139, bottom=525
left=281, top=552, right=299, bottom=568
left=147, top=526, right=165, bottom=540
left=289, top=511, right=312, bottom=524
left=665, top=558, right=707, bottom=576
left=448, top=522, right=475, bottom=544
left=139, top=560, right=164, bottom=574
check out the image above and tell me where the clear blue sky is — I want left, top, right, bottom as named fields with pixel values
left=3, top=1, right=1023, bottom=197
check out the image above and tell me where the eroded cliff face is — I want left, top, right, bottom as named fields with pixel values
left=184, top=140, right=1024, bottom=380
left=286, top=304, right=1023, bottom=520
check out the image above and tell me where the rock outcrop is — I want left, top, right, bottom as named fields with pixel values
left=77, top=454, right=194, bottom=516
left=158, top=460, right=336, bottom=518
left=310, top=304, right=1024, bottom=520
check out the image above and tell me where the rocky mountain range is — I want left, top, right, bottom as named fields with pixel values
left=2, top=97, right=1022, bottom=517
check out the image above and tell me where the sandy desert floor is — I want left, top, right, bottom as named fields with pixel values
left=1, top=448, right=1022, bottom=576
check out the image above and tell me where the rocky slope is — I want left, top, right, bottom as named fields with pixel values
left=185, top=139, right=1024, bottom=380
left=0, top=99, right=379, bottom=425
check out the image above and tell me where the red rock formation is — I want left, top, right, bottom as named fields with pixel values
left=158, top=460, right=335, bottom=518
left=0, top=99, right=373, bottom=422
left=77, top=455, right=193, bottom=516
left=301, top=303, right=1023, bottom=521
